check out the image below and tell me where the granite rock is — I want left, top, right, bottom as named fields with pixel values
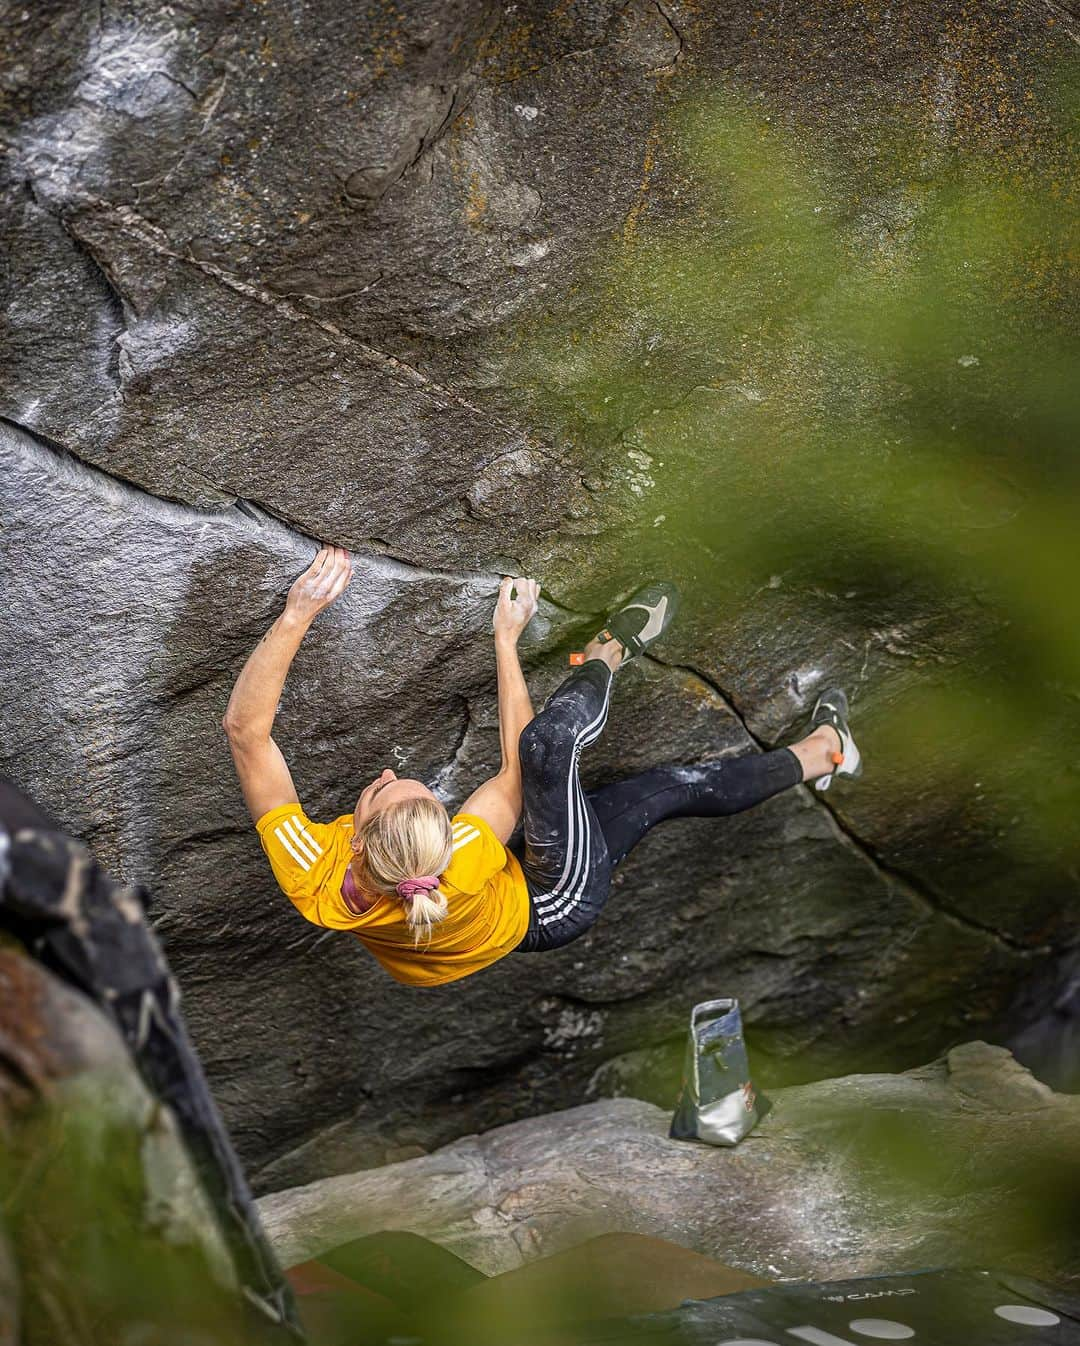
left=257, top=1043, right=1080, bottom=1290
left=1, top=0, right=1077, bottom=1189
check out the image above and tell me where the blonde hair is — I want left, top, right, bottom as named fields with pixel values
left=356, top=796, right=453, bottom=944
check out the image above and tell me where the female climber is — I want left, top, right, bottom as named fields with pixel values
left=223, top=546, right=861, bottom=987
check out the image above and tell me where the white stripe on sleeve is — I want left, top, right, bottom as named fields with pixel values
left=293, top=816, right=323, bottom=856
left=283, top=818, right=318, bottom=864
left=452, top=827, right=480, bottom=851
left=274, top=825, right=311, bottom=871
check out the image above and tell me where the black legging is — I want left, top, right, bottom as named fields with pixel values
left=510, top=660, right=802, bottom=952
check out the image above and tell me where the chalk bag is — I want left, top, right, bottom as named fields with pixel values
left=669, top=998, right=771, bottom=1146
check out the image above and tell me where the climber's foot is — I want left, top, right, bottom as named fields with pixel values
left=809, top=687, right=862, bottom=792
left=583, top=632, right=624, bottom=672
left=586, top=581, right=680, bottom=673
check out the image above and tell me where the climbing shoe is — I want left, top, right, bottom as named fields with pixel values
left=810, top=687, right=862, bottom=792
left=592, top=581, right=680, bottom=664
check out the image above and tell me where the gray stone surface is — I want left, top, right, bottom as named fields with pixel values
left=0, top=420, right=1048, bottom=1192
left=258, top=1043, right=1080, bottom=1290
left=2, top=0, right=1078, bottom=1190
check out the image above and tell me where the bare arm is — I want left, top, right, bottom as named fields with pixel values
left=223, top=547, right=353, bottom=822
left=460, top=576, right=540, bottom=843
left=223, top=611, right=310, bottom=749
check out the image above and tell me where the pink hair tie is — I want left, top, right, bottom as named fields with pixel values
left=396, top=875, right=440, bottom=900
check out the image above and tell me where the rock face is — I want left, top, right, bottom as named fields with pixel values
left=258, top=1043, right=1080, bottom=1290
left=2, top=1, right=1078, bottom=1190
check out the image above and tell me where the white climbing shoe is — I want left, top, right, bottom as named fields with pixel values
left=594, top=581, right=680, bottom=663
left=811, top=687, right=862, bottom=792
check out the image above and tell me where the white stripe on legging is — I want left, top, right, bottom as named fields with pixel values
left=530, top=675, right=612, bottom=923
left=532, top=733, right=592, bottom=915
left=534, top=681, right=611, bottom=912
left=532, top=733, right=599, bottom=922
left=533, top=739, right=605, bottom=922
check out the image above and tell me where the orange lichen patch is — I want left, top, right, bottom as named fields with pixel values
left=912, top=6, right=1066, bottom=154
left=465, top=169, right=488, bottom=225
left=734, top=0, right=1070, bottom=159
left=447, top=111, right=479, bottom=188
left=370, top=42, right=406, bottom=78
left=623, top=125, right=662, bottom=249
left=362, top=1, right=407, bottom=80
left=476, top=22, right=540, bottom=83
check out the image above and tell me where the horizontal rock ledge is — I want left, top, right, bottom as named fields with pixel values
left=257, top=1040, right=1080, bottom=1288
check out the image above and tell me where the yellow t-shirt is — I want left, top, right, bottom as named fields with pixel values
left=255, top=803, right=531, bottom=987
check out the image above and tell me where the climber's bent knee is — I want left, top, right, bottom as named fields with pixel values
left=517, top=716, right=559, bottom=777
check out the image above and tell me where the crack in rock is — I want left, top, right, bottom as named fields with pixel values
left=6, top=142, right=574, bottom=480
left=11, top=167, right=535, bottom=446
left=0, top=416, right=503, bottom=592
left=642, top=653, right=1044, bottom=959
left=51, top=205, right=129, bottom=397
left=131, top=71, right=230, bottom=199
left=646, top=1, right=685, bottom=74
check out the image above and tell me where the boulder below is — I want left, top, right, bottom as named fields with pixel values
left=257, top=1041, right=1080, bottom=1289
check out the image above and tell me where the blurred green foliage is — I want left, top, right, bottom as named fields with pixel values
left=518, top=75, right=1080, bottom=869
left=0, top=1100, right=251, bottom=1345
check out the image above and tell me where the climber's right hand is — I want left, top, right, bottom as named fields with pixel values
left=285, top=546, right=353, bottom=623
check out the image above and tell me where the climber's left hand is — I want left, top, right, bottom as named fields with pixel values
left=493, top=576, right=540, bottom=643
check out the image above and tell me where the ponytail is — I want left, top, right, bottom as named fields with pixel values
left=401, top=886, right=449, bottom=946
left=356, top=796, right=453, bottom=946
